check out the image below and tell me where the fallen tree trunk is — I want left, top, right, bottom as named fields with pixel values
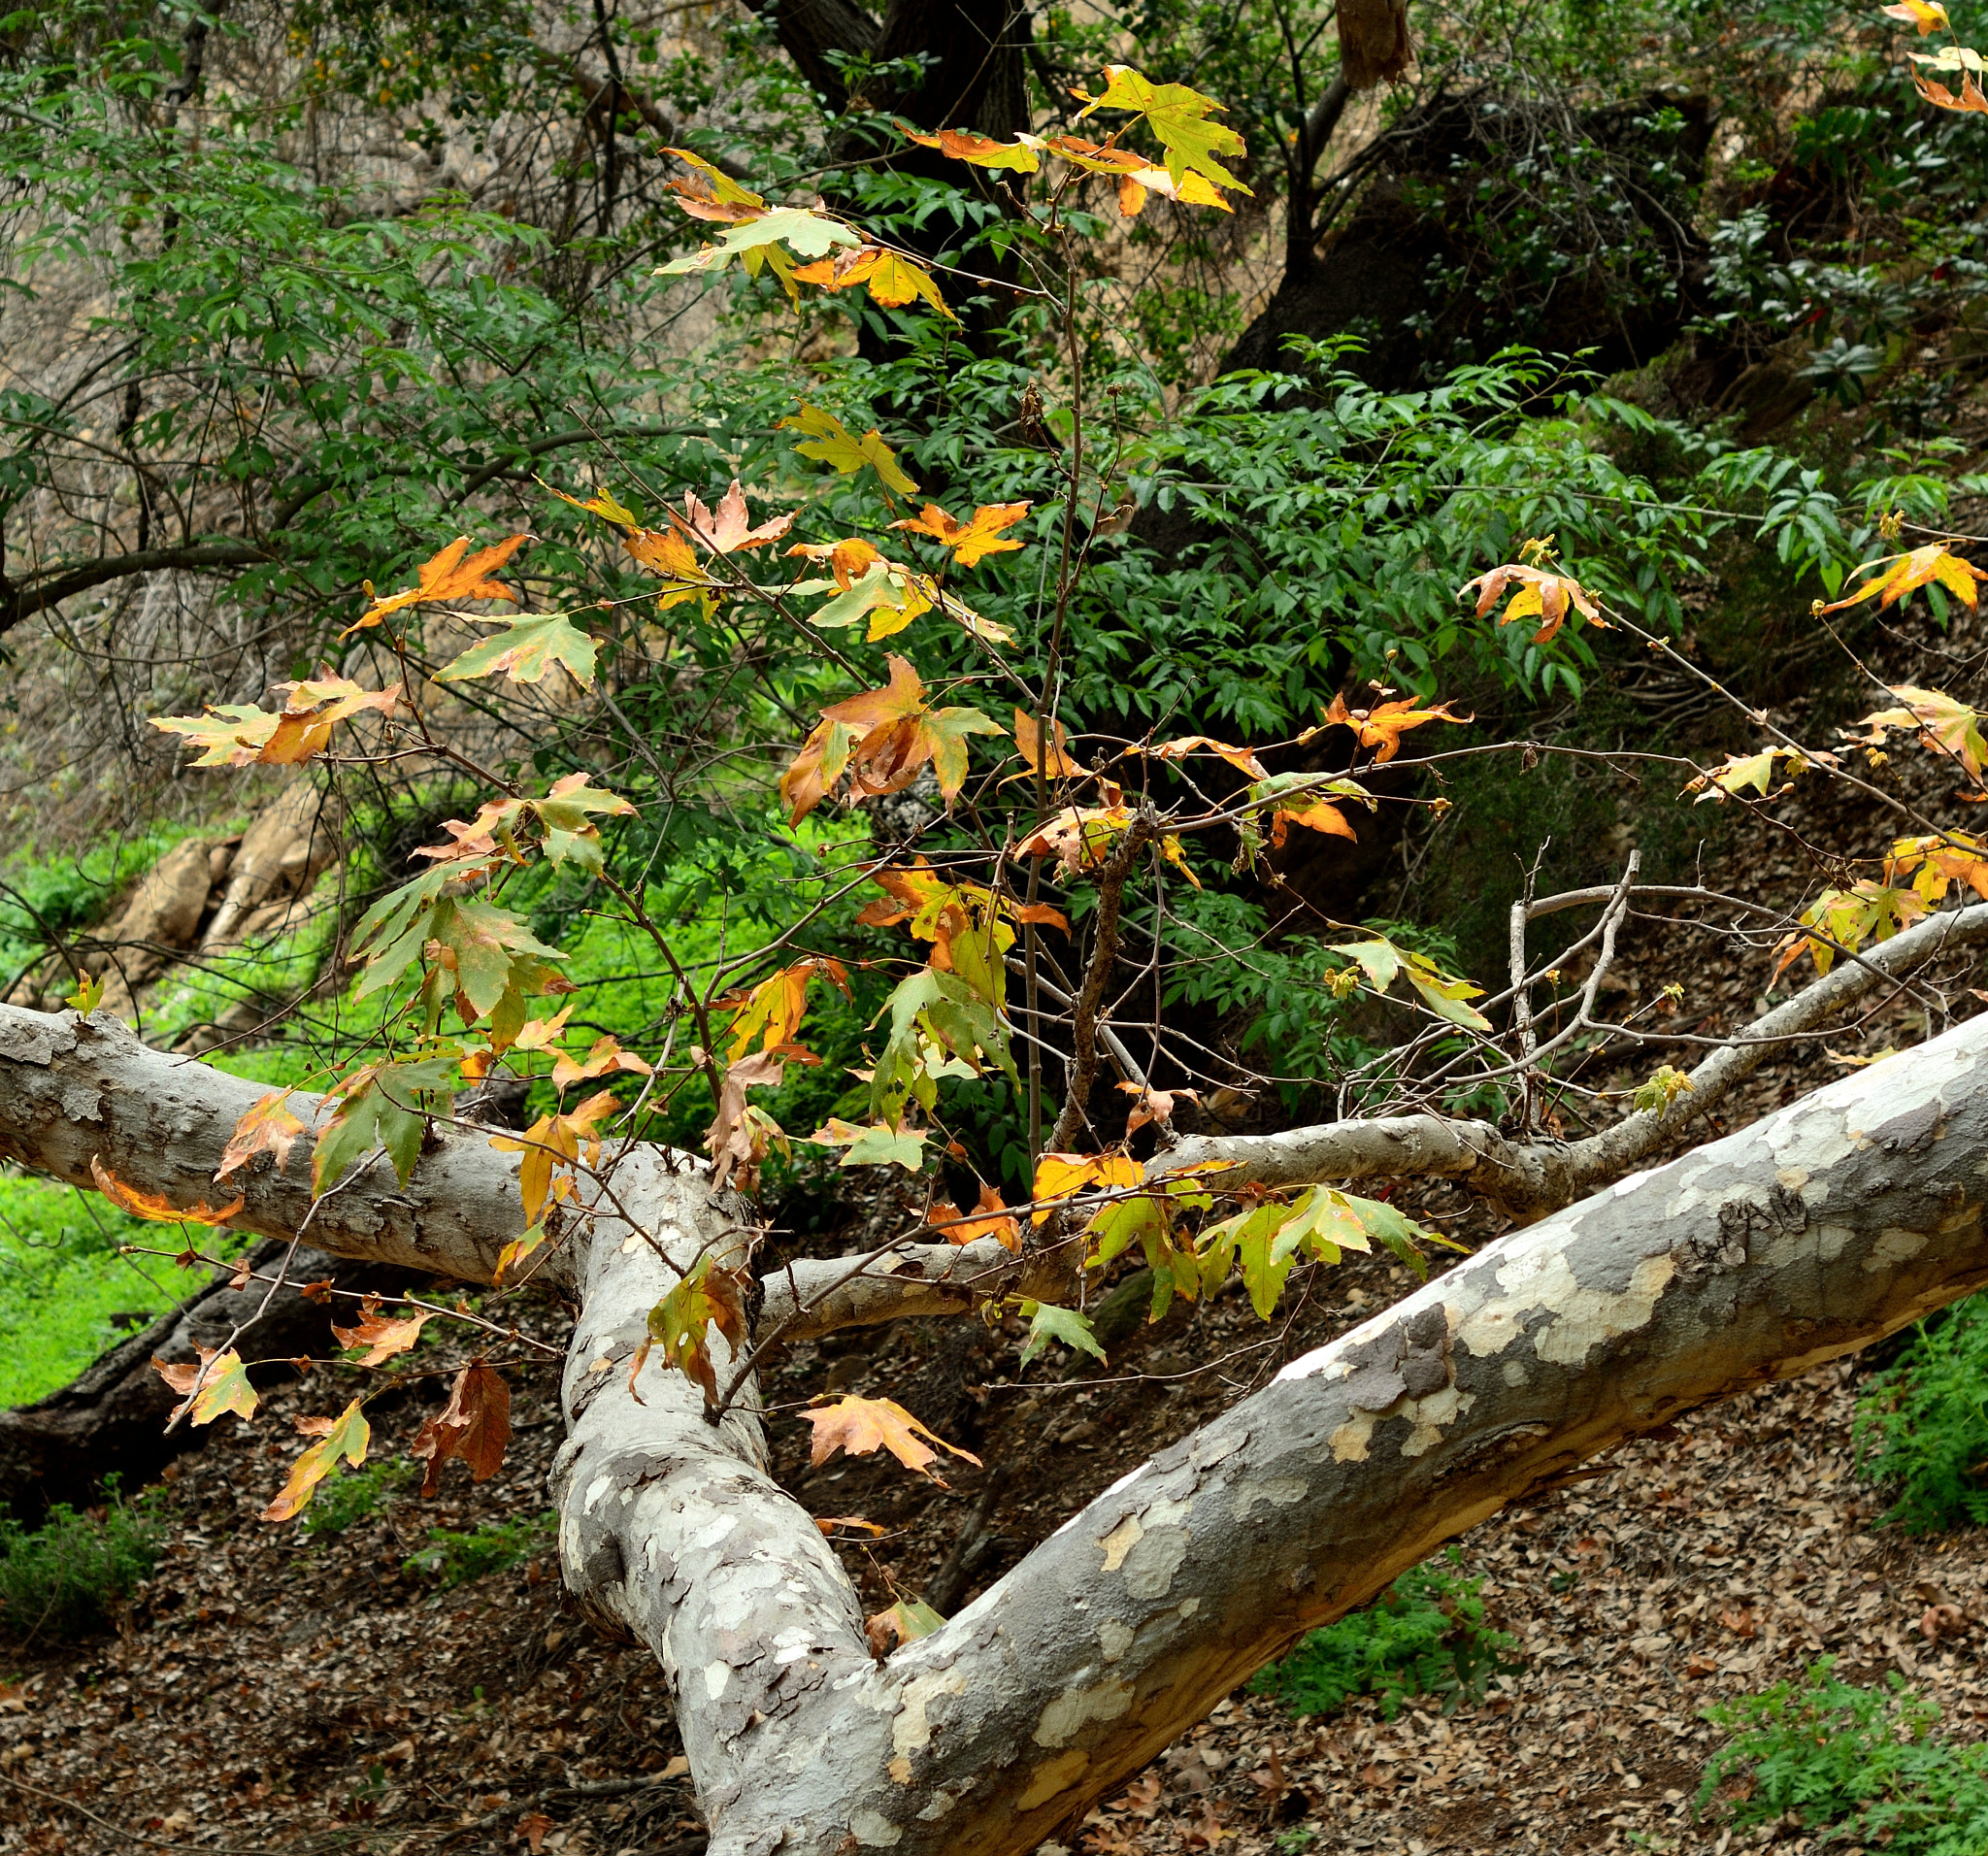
left=2, top=999, right=1985, bottom=1854
left=0, top=1238, right=418, bottom=1521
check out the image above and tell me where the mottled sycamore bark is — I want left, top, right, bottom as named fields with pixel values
left=4, top=1000, right=1988, bottom=1854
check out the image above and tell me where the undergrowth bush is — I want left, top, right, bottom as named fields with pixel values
left=405, top=1511, right=554, bottom=1588
left=1854, top=1293, right=1988, bottom=1533
left=1248, top=1551, right=1523, bottom=1720
left=304, top=1458, right=418, bottom=1538
left=1700, top=1660, right=1988, bottom=1853
left=0, top=1479, right=160, bottom=1641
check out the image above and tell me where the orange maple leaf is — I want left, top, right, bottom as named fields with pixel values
left=348, top=534, right=525, bottom=631
left=802, top=1395, right=982, bottom=1482
left=891, top=501, right=1032, bottom=569
left=780, top=655, right=1005, bottom=823
left=215, top=1089, right=305, bottom=1179
left=1012, top=709, right=1081, bottom=780
left=1457, top=562, right=1607, bottom=646
left=930, top=1181, right=1022, bottom=1250
left=1148, top=735, right=1269, bottom=779
left=1321, top=692, right=1469, bottom=762
left=789, top=246, right=953, bottom=318
left=331, top=1296, right=435, bottom=1367
left=1820, top=543, right=1988, bottom=613
left=91, top=1156, right=244, bottom=1226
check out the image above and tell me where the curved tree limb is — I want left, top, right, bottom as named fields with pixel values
left=7, top=1005, right=1988, bottom=1851
left=1151, top=898, right=1988, bottom=1214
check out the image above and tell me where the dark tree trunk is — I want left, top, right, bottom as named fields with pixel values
left=0, top=1239, right=418, bottom=1521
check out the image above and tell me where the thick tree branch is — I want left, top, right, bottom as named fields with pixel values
left=1152, top=899, right=1988, bottom=1214
left=0, top=543, right=269, bottom=637
left=9, top=1004, right=1988, bottom=1852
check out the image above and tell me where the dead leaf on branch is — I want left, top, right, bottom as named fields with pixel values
left=150, top=1346, right=257, bottom=1426
left=330, top=1297, right=435, bottom=1367
left=215, top=1090, right=306, bottom=1179
left=929, top=1181, right=1021, bottom=1250
left=1819, top=542, right=1988, bottom=613
left=779, top=654, right=1005, bottom=824
left=802, top=1394, right=981, bottom=1484
left=348, top=534, right=525, bottom=632
left=150, top=673, right=401, bottom=769
left=410, top=1362, right=511, bottom=1497
left=673, top=480, right=794, bottom=555
left=1318, top=691, right=1471, bottom=762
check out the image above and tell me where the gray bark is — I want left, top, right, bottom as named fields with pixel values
left=5, top=1000, right=1988, bottom=1853
left=1153, top=898, right=1988, bottom=1216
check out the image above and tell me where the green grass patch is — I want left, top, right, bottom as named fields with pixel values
left=404, top=1510, right=555, bottom=1588
left=303, top=1457, right=419, bottom=1538
left=0, top=1478, right=161, bottom=1641
left=1249, top=1551, right=1524, bottom=1720
left=1700, top=1660, right=1988, bottom=1853
left=0, top=1167, right=238, bottom=1409
left=1855, top=1292, right=1988, bottom=1534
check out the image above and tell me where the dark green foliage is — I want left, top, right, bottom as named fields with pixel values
left=1854, top=1293, right=1988, bottom=1534
left=1700, top=1661, right=1988, bottom=1854
left=1249, top=1552, right=1524, bottom=1720
left=0, top=1479, right=160, bottom=1641
left=303, top=1457, right=418, bottom=1538
left=404, top=1510, right=555, bottom=1588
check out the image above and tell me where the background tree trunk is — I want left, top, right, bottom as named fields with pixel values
left=0, top=1239, right=417, bottom=1521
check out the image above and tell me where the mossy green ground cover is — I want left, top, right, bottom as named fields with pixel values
left=0, top=809, right=875, bottom=1409
left=0, top=1169, right=217, bottom=1408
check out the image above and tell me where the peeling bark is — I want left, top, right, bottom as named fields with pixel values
left=6, top=999, right=1988, bottom=1853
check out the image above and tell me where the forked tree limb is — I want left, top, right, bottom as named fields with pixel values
left=1151, top=899, right=1988, bottom=1215
left=5, top=1006, right=1988, bottom=1851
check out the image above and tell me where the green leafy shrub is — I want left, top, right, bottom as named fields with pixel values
left=0, top=1479, right=160, bottom=1641
left=1249, top=1552, right=1524, bottom=1720
left=405, top=1511, right=555, bottom=1589
left=1854, top=1293, right=1988, bottom=1533
left=1700, top=1660, right=1988, bottom=1854
left=303, top=1457, right=418, bottom=1538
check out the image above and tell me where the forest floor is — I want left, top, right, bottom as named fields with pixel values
left=4, top=579, right=1988, bottom=1855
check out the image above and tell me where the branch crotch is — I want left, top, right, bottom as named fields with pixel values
left=547, top=1157, right=874, bottom=1848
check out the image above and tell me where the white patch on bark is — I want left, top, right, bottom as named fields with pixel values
left=1400, top=1385, right=1474, bottom=1457
left=892, top=1668, right=967, bottom=1762
left=704, top=1662, right=731, bottom=1700
left=1035, top=1677, right=1135, bottom=1747
left=1122, top=1526, right=1190, bottom=1601
left=849, top=1805, right=905, bottom=1845
left=1456, top=1241, right=1675, bottom=1369
left=1868, top=1228, right=1931, bottom=1270
left=1329, top=1410, right=1376, bottom=1462
left=1097, top=1618, right=1135, bottom=1662
left=1232, top=1477, right=1309, bottom=1521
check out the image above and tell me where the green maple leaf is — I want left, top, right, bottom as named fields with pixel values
left=661, top=208, right=861, bottom=276
left=1080, top=65, right=1250, bottom=193
left=1019, top=1302, right=1107, bottom=1365
left=779, top=406, right=919, bottom=494
left=438, top=612, right=599, bottom=689
left=922, top=705, right=1009, bottom=801
left=842, top=1122, right=928, bottom=1171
